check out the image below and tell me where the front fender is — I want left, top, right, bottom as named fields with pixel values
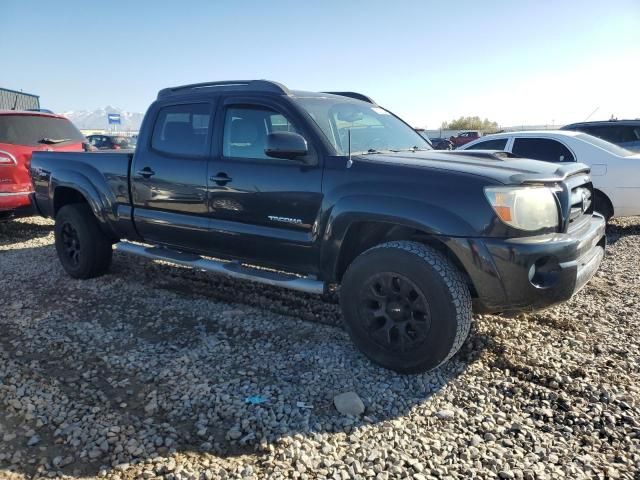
left=319, top=195, right=476, bottom=281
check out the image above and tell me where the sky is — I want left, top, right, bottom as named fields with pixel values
left=1, top=0, right=639, bottom=128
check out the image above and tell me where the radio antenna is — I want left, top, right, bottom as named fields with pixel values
left=584, top=106, right=599, bottom=121
left=347, top=128, right=353, bottom=168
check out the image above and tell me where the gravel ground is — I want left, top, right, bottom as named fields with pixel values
left=0, top=216, right=638, bottom=480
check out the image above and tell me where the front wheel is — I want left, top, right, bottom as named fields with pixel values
left=54, top=204, right=113, bottom=279
left=340, top=241, right=472, bottom=373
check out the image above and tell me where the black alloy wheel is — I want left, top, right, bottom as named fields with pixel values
left=60, top=221, right=82, bottom=267
left=360, top=272, right=431, bottom=352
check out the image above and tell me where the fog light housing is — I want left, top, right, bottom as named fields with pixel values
left=528, top=256, right=561, bottom=289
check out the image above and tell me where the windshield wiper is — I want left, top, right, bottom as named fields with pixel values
left=362, top=148, right=389, bottom=154
left=38, top=137, right=71, bottom=144
left=400, top=146, right=430, bottom=152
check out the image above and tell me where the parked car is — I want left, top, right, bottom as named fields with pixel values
left=460, top=130, right=640, bottom=219
left=561, top=120, right=640, bottom=153
left=450, top=130, right=481, bottom=148
left=0, top=110, right=86, bottom=221
left=86, top=134, right=134, bottom=150
left=31, top=80, right=605, bottom=373
left=429, top=137, right=454, bottom=150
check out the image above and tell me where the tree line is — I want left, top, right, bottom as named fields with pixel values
left=441, top=116, right=499, bottom=131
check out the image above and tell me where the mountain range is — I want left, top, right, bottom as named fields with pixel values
left=62, top=106, right=144, bottom=131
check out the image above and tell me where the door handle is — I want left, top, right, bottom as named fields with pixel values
left=136, top=167, right=155, bottom=178
left=210, top=173, right=232, bottom=185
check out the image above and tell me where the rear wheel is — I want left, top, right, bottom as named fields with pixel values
left=340, top=241, right=472, bottom=373
left=55, top=204, right=113, bottom=279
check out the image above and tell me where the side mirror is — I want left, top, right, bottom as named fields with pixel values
left=265, top=132, right=308, bottom=160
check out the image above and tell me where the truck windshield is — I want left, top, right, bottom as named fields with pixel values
left=295, top=96, right=431, bottom=155
left=0, top=114, right=85, bottom=147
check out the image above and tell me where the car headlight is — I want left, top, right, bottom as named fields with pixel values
left=484, top=186, right=559, bottom=231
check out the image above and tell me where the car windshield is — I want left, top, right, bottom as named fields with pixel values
left=294, top=95, right=432, bottom=155
left=576, top=133, right=634, bottom=157
left=0, top=114, right=85, bottom=146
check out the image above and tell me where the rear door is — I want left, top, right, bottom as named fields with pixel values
left=131, top=101, right=214, bottom=251
left=204, top=96, right=323, bottom=274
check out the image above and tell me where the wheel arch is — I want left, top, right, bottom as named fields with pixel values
left=593, top=188, right=614, bottom=219
left=51, top=171, right=119, bottom=238
left=325, top=218, right=478, bottom=299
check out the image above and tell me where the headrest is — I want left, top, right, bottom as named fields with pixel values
left=230, top=118, right=259, bottom=144
left=164, top=122, right=193, bottom=142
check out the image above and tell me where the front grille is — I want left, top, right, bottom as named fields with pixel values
left=569, top=186, right=592, bottom=223
left=564, top=179, right=594, bottom=231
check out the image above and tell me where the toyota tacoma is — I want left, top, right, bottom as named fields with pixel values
left=30, top=80, right=606, bottom=373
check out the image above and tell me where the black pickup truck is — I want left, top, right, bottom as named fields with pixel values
left=31, top=80, right=606, bottom=373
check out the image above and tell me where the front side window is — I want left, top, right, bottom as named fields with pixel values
left=151, top=103, right=211, bottom=156
left=512, top=138, right=575, bottom=162
left=467, top=138, right=507, bottom=150
left=295, top=96, right=431, bottom=155
left=223, top=106, right=298, bottom=160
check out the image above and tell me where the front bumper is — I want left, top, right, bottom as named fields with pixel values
left=446, top=214, right=607, bottom=313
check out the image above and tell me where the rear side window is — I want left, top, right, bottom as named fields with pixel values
left=512, top=138, right=575, bottom=162
left=0, top=115, right=85, bottom=146
left=151, top=103, right=211, bottom=156
left=467, top=138, right=507, bottom=150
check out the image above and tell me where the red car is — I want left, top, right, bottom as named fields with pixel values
left=0, top=111, right=86, bottom=220
left=449, top=130, right=481, bottom=149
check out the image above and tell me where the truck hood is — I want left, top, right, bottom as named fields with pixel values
left=355, top=150, right=590, bottom=185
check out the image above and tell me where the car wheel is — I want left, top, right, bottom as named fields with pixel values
left=593, top=191, right=613, bottom=221
left=55, top=203, right=113, bottom=279
left=340, top=241, right=472, bottom=373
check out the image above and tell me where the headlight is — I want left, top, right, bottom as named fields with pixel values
left=484, top=186, right=559, bottom=231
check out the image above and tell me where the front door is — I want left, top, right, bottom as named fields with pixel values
left=205, top=98, right=323, bottom=274
left=131, top=101, right=214, bottom=252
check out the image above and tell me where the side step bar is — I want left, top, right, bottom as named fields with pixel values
left=114, top=241, right=325, bottom=295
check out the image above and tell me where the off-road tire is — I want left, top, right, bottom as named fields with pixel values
left=340, top=241, right=472, bottom=373
left=54, top=204, right=113, bottom=279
